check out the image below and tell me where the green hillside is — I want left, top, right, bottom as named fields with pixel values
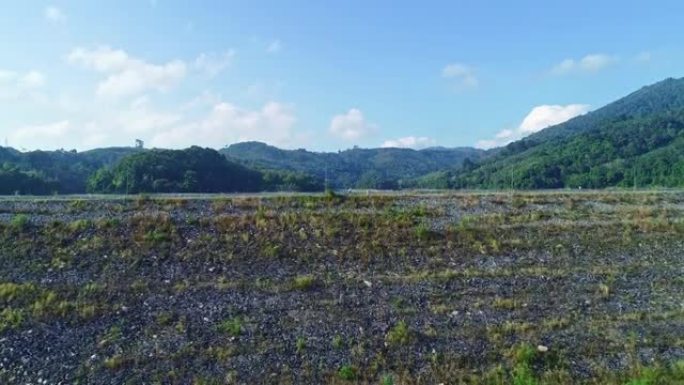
left=453, top=77, right=684, bottom=189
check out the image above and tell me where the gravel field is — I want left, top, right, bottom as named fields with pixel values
left=1, top=191, right=684, bottom=384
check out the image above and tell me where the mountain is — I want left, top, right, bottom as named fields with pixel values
left=453, top=77, right=684, bottom=188
left=221, top=142, right=485, bottom=189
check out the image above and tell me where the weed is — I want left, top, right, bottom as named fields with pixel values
left=0, top=308, right=23, bottom=332
left=296, top=336, right=307, bottom=354
left=381, top=374, right=394, bottom=385
left=10, top=214, right=29, bottom=231
left=217, top=317, right=243, bottom=336
left=292, top=275, right=316, bottom=291
left=332, top=334, right=344, bottom=349
left=386, top=320, right=410, bottom=346
left=338, top=365, right=356, bottom=381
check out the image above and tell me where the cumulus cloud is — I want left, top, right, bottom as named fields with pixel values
left=441, top=63, right=478, bottom=89
left=151, top=101, right=299, bottom=148
left=194, top=50, right=235, bottom=77
left=68, top=46, right=186, bottom=98
left=44, top=6, right=66, bottom=23
left=551, top=54, right=617, bottom=75
left=381, top=136, right=436, bottom=149
left=476, top=104, right=590, bottom=149
left=329, top=108, right=377, bottom=141
left=266, top=40, right=282, bottom=54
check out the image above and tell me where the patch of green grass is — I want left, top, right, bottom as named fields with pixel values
left=296, top=336, right=307, bottom=354
left=217, top=317, right=243, bottom=336
left=103, top=354, right=127, bottom=370
left=0, top=308, right=23, bottom=332
left=332, top=334, right=344, bottom=349
left=292, top=275, right=316, bottom=291
left=386, top=320, right=410, bottom=346
left=338, top=364, right=356, bottom=381
left=9, top=214, right=29, bottom=231
left=414, top=222, right=431, bottom=241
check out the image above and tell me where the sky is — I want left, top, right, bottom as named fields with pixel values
left=1, top=0, right=684, bottom=152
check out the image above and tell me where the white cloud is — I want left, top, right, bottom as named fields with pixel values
left=117, top=98, right=182, bottom=134
left=194, top=50, right=235, bottom=77
left=19, top=71, right=46, bottom=88
left=151, top=101, right=299, bottom=148
left=0, top=70, right=45, bottom=89
left=0, top=69, right=46, bottom=101
left=44, top=6, right=66, bottom=23
left=476, top=104, right=590, bottom=149
left=68, top=46, right=186, bottom=98
left=551, top=54, right=617, bottom=75
left=519, top=104, right=590, bottom=134
left=329, top=108, right=377, bottom=141
left=10, top=120, right=72, bottom=147
left=441, top=63, right=478, bottom=89
left=267, top=40, right=282, bottom=54
left=381, top=136, right=436, bottom=149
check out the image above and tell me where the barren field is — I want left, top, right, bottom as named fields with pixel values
left=1, top=191, right=684, bottom=384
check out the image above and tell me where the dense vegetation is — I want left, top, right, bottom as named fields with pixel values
left=222, top=142, right=485, bottom=189
left=87, top=147, right=323, bottom=194
left=451, top=77, right=684, bottom=189
left=0, top=146, right=140, bottom=195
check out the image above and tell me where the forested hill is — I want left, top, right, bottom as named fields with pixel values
left=221, top=142, right=486, bottom=189
left=0, top=147, right=141, bottom=194
left=452, top=77, right=684, bottom=189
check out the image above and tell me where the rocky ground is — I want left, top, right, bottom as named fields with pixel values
left=1, top=191, right=684, bottom=384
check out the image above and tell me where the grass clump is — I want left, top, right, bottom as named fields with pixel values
left=414, top=222, right=431, bottom=241
left=0, top=308, right=23, bottom=332
left=338, top=364, right=356, bottom=381
left=217, top=317, right=243, bottom=337
left=292, top=275, right=316, bottom=291
left=332, top=334, right=344, bottom=349
left=9, top=214, right=29, bottom=231
left=386, top=320, right=410, bottom=346
left=296, top=336, right=307, bottom=354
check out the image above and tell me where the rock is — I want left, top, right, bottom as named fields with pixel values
left=537, top=345, right=549, bottom=353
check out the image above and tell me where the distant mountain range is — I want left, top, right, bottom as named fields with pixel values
left=221, top=142, right=485, bottom=189
left=2, top=77, right=684, bottom=194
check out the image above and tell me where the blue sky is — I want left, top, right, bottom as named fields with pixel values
left=1, top=0, right=684, bottom=151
